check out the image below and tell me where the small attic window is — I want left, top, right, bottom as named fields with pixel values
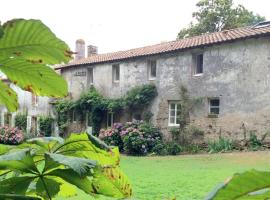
left=253, top=21, right=270, bottom=29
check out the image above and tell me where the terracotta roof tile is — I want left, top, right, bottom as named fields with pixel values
left=55, top=25, right=270, bottom=69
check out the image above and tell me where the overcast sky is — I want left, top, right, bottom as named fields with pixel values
left=2, top=0, right=270, bottom=54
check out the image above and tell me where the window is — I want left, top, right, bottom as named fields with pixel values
left=209, top=98, right=220, bottom=115
left=168, top=102, right=181, bottom=126
left=87, top=67, right=93, bottom=86
left=148, top=60, right=157, bottom=80
left=112, top=64, right=120, bottom=82
left=193, top=54, right=203, bottom=75
left=4, top=113, right=12, bottom=127
left=107, top=112, right=114, bottom=127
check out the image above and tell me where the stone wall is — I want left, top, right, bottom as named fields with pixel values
left=61, top=37, right=270, bottom=140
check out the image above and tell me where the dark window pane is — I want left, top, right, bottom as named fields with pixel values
left=150, top=61, right=156, bottom=77
left=210, top=107, right=219, bottom=114
left=210, top=99, right=220, bottom=107
left=196, top=54, right=203, bottom=74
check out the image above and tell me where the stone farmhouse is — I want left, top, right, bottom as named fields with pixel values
left=55, top=22, right=270, bottom=140
left=1, top=22, right=270, bottom=140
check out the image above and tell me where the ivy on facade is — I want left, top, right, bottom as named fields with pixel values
left=54, top=84, right=157, bottom=135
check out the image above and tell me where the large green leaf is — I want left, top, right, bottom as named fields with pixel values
left=0, top=58, right=67, bottom=97
left=0, top=176, right=35, bottom=194
left=53, top=133, right=120, bottom=166
left=0, top=19, right=72, bottom=111
left=206, top=170, right=270, bottom=200
left=36, top=177, right=61, bottom=199
left=0, top=194, right=42, bottom=200
left=0, top=149, right=38, bottom=174
left=0, top=80, right=18, bottom=111
left=92, top=167, right=133, bottom=198
left=48, top=169, right=95, bottom=195
left=0, top=19, right=71, bottom=64
left=44, top=153, right=96, bottom=176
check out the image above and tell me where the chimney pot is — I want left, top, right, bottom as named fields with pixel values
left=75, top=39, right=85, bottom=60
left=87, top=45, right=98, bottom=57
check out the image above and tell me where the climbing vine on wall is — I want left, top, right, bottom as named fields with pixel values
left=54, top=84, right=157, bottom=136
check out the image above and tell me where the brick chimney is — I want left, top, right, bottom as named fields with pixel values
left=87, top=45, right=98, bottom=57
left=75, top=39, right=85, bottom=60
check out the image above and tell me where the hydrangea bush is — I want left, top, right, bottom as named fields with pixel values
left=99, top=121, right=163, bottom=155
left=0, top=126, right=24, bottom=145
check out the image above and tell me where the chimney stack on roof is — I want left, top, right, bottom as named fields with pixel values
left=75, top=39, right=85, bottom=60
left=87, top=45, right=98, bottom=57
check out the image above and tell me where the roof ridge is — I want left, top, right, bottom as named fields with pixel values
left=56, top=25, right=270, bottom=69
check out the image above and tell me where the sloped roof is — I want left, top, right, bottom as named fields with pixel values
left=55, top=25, right=270, bottom=70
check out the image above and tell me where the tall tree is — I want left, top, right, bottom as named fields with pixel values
left=177, top=0, right=266, bottom=39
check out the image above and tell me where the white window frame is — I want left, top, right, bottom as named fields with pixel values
left=112, top=64, right=120, bottom=83
left=209, top=98, right=220, bottom=115
left=148, top=60, right=157, bottom=80
left=168, top=101, right=181, bottom=126
left=193, top=53, right=204, bottom=76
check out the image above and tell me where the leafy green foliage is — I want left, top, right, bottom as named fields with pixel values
left=0, top=133, right=132, bottom=199
left=167, top=142, right=182, bottom=155
left=39, top=116, right=54, bottom=137
left=248, top=132, right=262, bottom=151
left=152, top=141, right=168, bottom=156
left=207, top=137, right=233, bottom=153
left=15, top=113, right=27, bottom=131
left=206, top=170, right=270, bottom=200
left=55, top=84, right=157, bottom=135
left=177, top=0, right=265, bottom=39
left=100, top=121, right=163, bottom=155
left=0, top=19, right=72, bottom=111
left=125, top=84, right=157, bottom=110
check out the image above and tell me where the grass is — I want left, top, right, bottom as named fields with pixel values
left=57, top=151, right=270, bottom=200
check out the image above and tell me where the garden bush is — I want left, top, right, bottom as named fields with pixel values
left=167, top=142, right=182, bottom=155
left=248, top=132, right=262, bottom=151
left=38, top=116, right=54, bottom=137
left=207, top=137, right=233, bottom=153
left=99, top=121, right=163, bottom=155
left=0, top=126, right=24, bottom=145
left=14, top=113, right=27, bottom=131
left=123, top=131, right=148, bottom=155
left=152, top=141, right=168, bottom=156
left=99, top=123, right=124, bottom=151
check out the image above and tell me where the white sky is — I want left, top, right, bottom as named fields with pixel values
left=1, top=0, right=270, bottom=54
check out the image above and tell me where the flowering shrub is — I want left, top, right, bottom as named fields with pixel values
left=99, top=123, right=124, bottom=151
left=99, top=121, right=163, bottom=155
left=0, top=126, right=24, bottom=145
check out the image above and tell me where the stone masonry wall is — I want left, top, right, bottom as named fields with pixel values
left=61, top=37, right=270, bottom=140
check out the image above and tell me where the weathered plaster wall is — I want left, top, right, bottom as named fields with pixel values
left=61, top=37, right=270, bottom=140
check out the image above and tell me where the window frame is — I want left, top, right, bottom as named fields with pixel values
left=112, top=64, right=120, bottom=83
left=87, top=67, right=94, bottom=86
left=193, top=53, right=204, bottom=76
left=208, top=98, right=220, bottom=115
left=148, top=60, right=157, bottom=80
left=168, top=101, right=181, bottom=126
left=107, top=112, right=114, bottom=128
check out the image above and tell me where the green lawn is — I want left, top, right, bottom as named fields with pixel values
left=57, top=151, right=270, bottom=200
